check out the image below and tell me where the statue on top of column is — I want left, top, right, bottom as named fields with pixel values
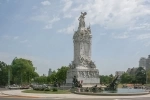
left=78, top=12, right=87, bottom=28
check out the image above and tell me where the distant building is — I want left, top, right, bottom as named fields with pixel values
left=48, top=68, right=52, bottom=76
left=126, top=67, right=138, bottom=75
left=126, top=68, right=131, bottom=74
left=146, top=55, right=150, bottom=71
left=130, top=67, right=138, bottom=75
left=139, top=57, right=146, bottom=69
left=115, top=71, right=125, bottom=77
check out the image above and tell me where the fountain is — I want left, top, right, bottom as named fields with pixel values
left=72, top=75, right=149, bottom=96
left=68, top=12, right=149, bottom=96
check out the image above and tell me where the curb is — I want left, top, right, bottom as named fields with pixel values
left=73, top=91, right=150, bottom=96
left=1, top=90, right=150, bottom=99
left=1, top=93, right=39, bottom=98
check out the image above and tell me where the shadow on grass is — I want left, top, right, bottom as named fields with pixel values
left=22, top=89, right=72, bottom=94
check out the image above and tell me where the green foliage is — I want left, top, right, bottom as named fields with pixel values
left=52, top=88, right=58, bottom=92
left=0, top=58, right=69, bottom=86
left=0, top=61, right=9, bottom=86
left=34, top=66, right=69, bottom=84
left=47, top=71, right=57, bottom=83
left=44, top=88, right=51, bottom=91
left=0, top=57, right=39, bottom=85
left=100, top=74, right=114, bottom=84
left=120, top=73, right=132, bottom=83
left=56, top=66, right=69, bottom=83
left=120, top=67, right=146, bottom=84
left=34, top=76, right=47, bottom=84
left=146, top=69, right=150, bottom=84
left=11, top=57, right=39, bottom=84
left=135, top=67, right=146, bottom=84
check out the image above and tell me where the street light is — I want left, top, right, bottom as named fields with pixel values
left=7, top=65, right=10, bottom=86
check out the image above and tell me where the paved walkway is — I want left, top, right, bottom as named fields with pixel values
left=0, top=90, right=150, bottom=99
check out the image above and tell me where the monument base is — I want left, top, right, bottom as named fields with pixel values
left=66, top=67, right=100, bottom=87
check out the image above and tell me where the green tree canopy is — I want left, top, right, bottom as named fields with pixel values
left=47, top=71, right=57, bottom=84
left=120, top=73, right=132, bottom=84
left=135, top=67, right=146, bottom=84
left=11, top=57, right=39, bottom=84
left=56, top=66, right=69, bottom=83
left=0, top=61, right=9, bottom=86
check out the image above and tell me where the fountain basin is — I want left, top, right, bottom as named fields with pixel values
left=73, top=88, right=150, bottom=96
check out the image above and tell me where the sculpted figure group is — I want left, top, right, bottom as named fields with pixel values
left=78, top=71, right=99, bottom=78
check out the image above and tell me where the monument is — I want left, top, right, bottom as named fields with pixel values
left=66, top=12, right=100, bottom=86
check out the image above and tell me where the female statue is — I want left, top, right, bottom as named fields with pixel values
left=78, top=12, right=87, bottom=28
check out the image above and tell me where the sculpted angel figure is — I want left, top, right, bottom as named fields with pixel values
left=78, top=12, right=87, bottom=28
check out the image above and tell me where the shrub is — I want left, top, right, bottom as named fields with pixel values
left=52, top=88, right=58, bottom=92
left=44, top=88, right=51, bottom=91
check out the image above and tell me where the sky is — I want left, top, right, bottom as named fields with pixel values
left=0, top=0, right=150, bottom=76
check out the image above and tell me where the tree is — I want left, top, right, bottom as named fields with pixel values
left=135, top=67, right=146, bottom=84
left=34, top=76, right=47, bottom=84
left=100, top=75, right=110, bottom=84
left=11, top=57, right=39, bottom=84
left=146, top=69, right=150, bottom=84
left=47, top=71, right=57, bottom=84
left=108, top=74, right=114, bottom=83
left=120, top=73, right=132, bottom=84
left=100, top=74, right=115, bottom=85
left=56, top=66, right=69, bottom=83
left=0, top=61, right=9, bottom=86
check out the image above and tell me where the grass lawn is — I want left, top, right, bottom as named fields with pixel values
left=22, top=89, right=72, bottom=94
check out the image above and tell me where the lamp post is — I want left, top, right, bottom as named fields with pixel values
left=8, top=65, right=10, bottom=86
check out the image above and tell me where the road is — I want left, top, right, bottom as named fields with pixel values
left=0, top=88, right=7, bottom=91
left=0, top=88, right=150, bottom=100
left=0, top=97, right=150, bottom=100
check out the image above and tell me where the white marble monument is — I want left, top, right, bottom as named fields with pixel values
left=66, top=12, right=100, bottom=86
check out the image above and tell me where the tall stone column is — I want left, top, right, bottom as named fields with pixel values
left=66, top=12, right=100, bottom=86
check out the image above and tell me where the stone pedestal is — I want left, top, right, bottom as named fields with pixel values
left=66, top=67, right=100, bottom=86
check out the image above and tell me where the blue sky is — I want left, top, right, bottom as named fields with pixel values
left=0, top=0, right=150, bottom=76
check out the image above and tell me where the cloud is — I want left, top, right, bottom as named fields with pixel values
left=63, top=14, right=72, bottom=18
left=58, top=24, right=76, bottom=34
left=44, top=16, right=60, bottom=29
left=20, top=39, right=28, bottom=43
left=2, top=35, right=11, bottom=39
left=135, top=51, right=140, bottom=56
left=6, top=0, right=9, bottom=3
left=129, top=23, right=150, bottom=31
left=44, top=24, right=52, bottom=29
left=136, top=33, right=150, bottom=40
left=13, top=36, right=19, bottom=40
left=27, top=44, right=32, bottom=47
left=112, top=32, right=129, bottom=39
left=30, top=15, right=50, bottom=23
left=41, top=1, right=51, bottom=6
left=99, top=33, right=107, bottom=36
left=1, top=35, right=19, bottom=40
left=144, top=41, right=150, bottom=47
left=62, top=0, right=73, bottom=12
left=32, top=6, right=38, bottom=9
left=30, top=5, right=60, bottom=29
left=48, top=17, right=60, bottom=23
left=60, top=0, right=150, bottom=34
